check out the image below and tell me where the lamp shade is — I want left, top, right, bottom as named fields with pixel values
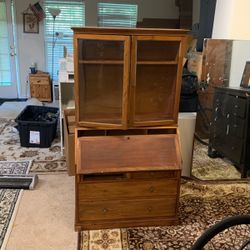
left=48, top=8, right=61, bottom=18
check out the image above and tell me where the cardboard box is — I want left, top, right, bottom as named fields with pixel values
left=63, top=109, right=75, bottom=176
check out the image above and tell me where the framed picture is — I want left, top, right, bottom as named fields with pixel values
left=240, top=61, right=250, bottom=88
left=23, top=13, right=39, bottom=33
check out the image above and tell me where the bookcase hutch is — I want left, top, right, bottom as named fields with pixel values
left=73, top=27, right=189, bottom=230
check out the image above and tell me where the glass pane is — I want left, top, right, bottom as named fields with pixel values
left=78, top=40, right=124, bottom=61
left=78, top=64, right=123, bottom=124
left=0, top=71, right=11, bottom=85
left=134, top=65, right=177, bottom=122
left=137, top=40, right=180, bottom=61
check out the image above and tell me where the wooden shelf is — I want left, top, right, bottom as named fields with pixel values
left=137, top=61, right=178, bottom=65
left=79, top=60, right=124, bottom=65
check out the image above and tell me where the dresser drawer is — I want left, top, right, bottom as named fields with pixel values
left=30, top=77, right=50, bottom=85
left=78, top=197, right=177, bottom=221
left=78, top=178, right=178, bottom=201
left=229, top=117, right=245, bottom=138
left=227, top=95, right=246, bottom=118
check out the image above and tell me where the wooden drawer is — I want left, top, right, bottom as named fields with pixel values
left=30, top=78, right=50, bottom=85
left=78, top=197, right=177, bottom=221
left=77, top=178, right=179, bottom=201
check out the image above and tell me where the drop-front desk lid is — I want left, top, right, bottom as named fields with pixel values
left=76, top=134, right=181, bottom=175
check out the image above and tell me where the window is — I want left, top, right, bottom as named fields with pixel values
left=98, top=3, right=138, bottom=28
left=0, top=0, right=11, bottom=86
left=44, top=0, right=85, bottom=81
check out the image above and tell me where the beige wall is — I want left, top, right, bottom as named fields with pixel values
left=213, top=0, right=250, bottom=40
left=15, top=0, right=45, bottom=97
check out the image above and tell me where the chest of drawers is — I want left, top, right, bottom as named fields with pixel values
left=29, top=73, right=52, bottom=102
left=209, top=86, right=250, bottom=177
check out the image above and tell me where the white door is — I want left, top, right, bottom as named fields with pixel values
left=0, top=0, right=18, bottom=98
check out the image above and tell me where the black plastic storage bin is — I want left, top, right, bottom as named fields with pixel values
left=15, top=105, right=59, bottom=148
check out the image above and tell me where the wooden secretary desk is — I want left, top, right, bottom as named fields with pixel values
left=72, top=27, right=189, bottom=230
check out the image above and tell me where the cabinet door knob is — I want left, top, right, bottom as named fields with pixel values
left=147, top=207, right=152, bottom=212
left=149, top=186, right=155, bottom=192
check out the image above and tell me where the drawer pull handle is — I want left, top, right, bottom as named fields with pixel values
left=149, top=186, right=155, bottom=193
left=102, top=208, right=108, bottom=213
left=147, top=207, right=152, bottom=212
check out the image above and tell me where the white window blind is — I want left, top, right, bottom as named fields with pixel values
left=0, top=0, right=11, bottom=86
left=98, top=3, right=138, bottom=28
left=44, top=0, right=85, bottom=81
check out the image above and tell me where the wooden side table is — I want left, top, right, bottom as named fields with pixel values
left=29, top=72, right=52, bottom=102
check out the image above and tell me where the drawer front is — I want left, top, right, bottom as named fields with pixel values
left=78, top=178, right=179, bottom=201
left=78, top=198, right=177, bottom=221
left=227, top=136, right=243, bottom=164
left=226, top=95, right=246, bottom=118
left=30, top=78, right=50, bottom=85
left=229, top=117, right=245, bottom=139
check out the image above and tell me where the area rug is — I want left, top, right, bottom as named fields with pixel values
left=192, top=140, right=241, bottom=180
left=78, top=179, right=250, bottom=249
left=0, top=161, right=31, bottom=250
left=0, top=119, right=66, bottom=173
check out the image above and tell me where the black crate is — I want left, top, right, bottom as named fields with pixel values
left=15, top=105, right=59, bottom=148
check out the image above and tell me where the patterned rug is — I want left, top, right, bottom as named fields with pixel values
left=0, top=161, right=31, bottom=249
left=0, top=118, right=66, bottom=173
left=78, top=179, right=250, bottom=250
left=192, top=140, right=242, bottom=180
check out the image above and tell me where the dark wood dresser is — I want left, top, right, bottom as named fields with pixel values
left=209, top=86, right=250, bottom=177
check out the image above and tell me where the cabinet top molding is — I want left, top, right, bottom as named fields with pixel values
left=72, top=26, right=190, bottom=36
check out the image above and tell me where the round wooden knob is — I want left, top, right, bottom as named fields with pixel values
left=147, top=207, right=152, bottom=212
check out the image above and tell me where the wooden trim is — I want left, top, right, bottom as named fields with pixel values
left=77, top=120, right=125, bottom=129
left=72, top=26, right=189, bottom=36
left=173, top=37, right=187, bottom=124
left=134, top=35, right=183, bottom=41
left=132, top=120, right=177, bottom=127
left=137, top=61, right=178, bottom=65
left=75, top=216, right=179, bottom=231
left=74, top=33, right=129, bottom=41
left=122, top=36, right=130, bottom=129
left=78, top=60, right=124, bottom=64
left=74, top=34, right=80, bottom=126
left=129, top=36, right=137, bottom=127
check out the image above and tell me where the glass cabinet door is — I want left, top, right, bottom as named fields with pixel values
left=75, top=34, right=130, bottom=128
left=130, top=36, right=183, bottom=127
